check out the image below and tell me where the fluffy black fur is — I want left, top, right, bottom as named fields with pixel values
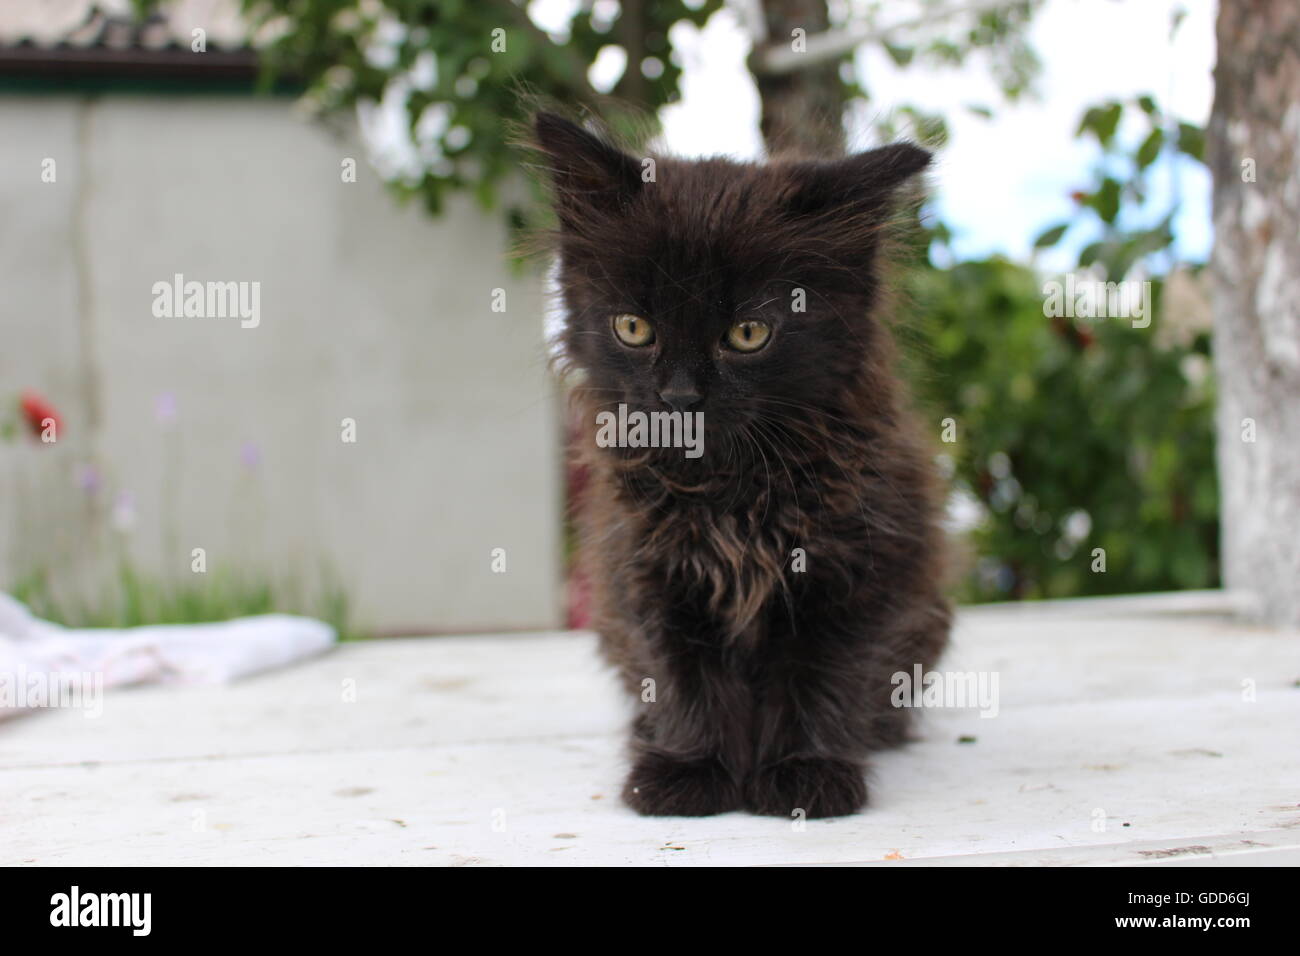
left=532, top=111, right=951, bottom=818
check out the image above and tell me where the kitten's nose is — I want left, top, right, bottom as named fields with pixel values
left=659, top=385, right=702, bottom=412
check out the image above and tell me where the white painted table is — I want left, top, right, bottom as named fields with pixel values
left=3, top=592, right=1297, bottom=866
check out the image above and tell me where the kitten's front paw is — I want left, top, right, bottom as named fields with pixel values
left=622, top=751, right=743, bottom=817
left=747, top=757, right=867, bottom=819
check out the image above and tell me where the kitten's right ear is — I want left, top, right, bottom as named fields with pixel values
left=783, top=143, right=932, bottom=221
left=532, top=112, right=642, bottom=220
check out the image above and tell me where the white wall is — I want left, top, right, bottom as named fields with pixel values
left=0, top=95, right=563, bottom=634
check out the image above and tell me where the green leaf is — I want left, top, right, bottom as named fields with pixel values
left=1135, top=128, right=1164, bottom=169
left=1078, top=242, right=1103, bottom=267
left=1091, top=177, right=1121, bottom=224
left=1177, top=122, right=1205, bottom=163
left=884, top=42, right=915, bottom=66
left=1033, top=223, right=1069, bottom=248
left=1077, top=101, right=1123, bottom=148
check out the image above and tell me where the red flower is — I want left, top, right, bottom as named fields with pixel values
left=19, top=390, right=62, bottom=441
left=1049, top=317, right=1094, bottom=351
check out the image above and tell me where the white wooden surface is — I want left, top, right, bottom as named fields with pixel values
left=2, top=591, right=1297, bottom=866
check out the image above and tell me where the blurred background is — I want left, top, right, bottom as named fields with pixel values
left=1, top=0, right=1292, bottom=637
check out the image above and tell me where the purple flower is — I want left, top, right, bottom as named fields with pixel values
left=240, top=441, right=262, bottom=470
left=77, top=465, right=102, bottom=496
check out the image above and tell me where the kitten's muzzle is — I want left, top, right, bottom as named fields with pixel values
left=658, top=385, right=703, bottom=412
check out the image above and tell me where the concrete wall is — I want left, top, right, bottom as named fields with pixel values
left=0, top=95, right=563, bottom=634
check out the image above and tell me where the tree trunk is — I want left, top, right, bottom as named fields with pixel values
left=613, top=0, right=650, bottom=108
left=754, top=0, right=846, bottom=156
left=1207, top=1, right=1300, bottom=626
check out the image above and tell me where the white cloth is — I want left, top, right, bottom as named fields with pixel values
left=0, top=592, right=335, bottom=718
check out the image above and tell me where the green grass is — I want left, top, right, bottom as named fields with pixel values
left=10, top=563, right=363, bottom=642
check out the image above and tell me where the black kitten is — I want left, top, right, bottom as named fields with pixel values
left=533, top=112, right=951, bottom=818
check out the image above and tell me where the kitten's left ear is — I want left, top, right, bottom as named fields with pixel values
left=532, top=111, right=642, bottom=222
left=785, top=142, right=932, bottom=217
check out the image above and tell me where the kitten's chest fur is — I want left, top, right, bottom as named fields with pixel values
left=577, top=390, right=946, bottom=675
left=582, top=443, right=874, bottom=654
left=642, top=494, right=797, bottom=643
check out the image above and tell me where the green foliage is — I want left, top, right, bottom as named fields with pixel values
left=866, top=1, right=1041, bottom=145
left=134, top=0, right=1042, bottom=229
left=12, top=562, right=362, bottom=641
left=1043, top=93, right=1204, bottom=278
left=136, top=0, right=723, bottom=225
left=948, top=84, right=1219, bottom=601
left=899, top=258, right=1218, bottom=602
left=900, top=0, right=1041, bottom=99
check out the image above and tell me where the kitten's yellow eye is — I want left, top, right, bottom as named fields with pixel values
left=613, top=313, right=654, bottom=347
left=726, top=319, right=772, bottom=353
